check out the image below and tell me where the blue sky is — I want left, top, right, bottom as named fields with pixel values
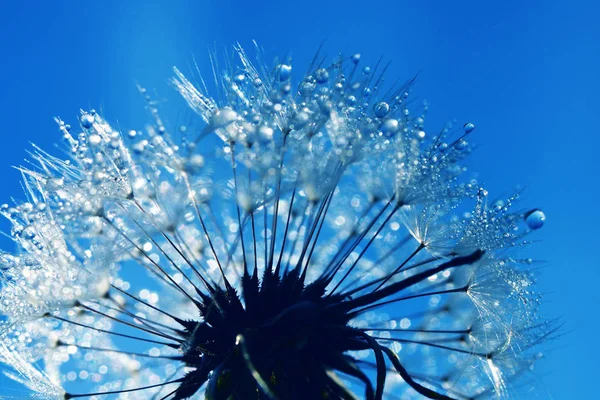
left=0, top=1, right=598, bottom=398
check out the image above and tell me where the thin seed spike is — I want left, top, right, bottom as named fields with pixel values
left=282, top=201, right=311, bottom=275
left=338, top=250, right=484, bottom=312
left=77, top=301, right=183, bottom=342
left=380, top=346, right=455, bottom=400
left=274, top=186, right=297, bottom=276
left=110, top=284, right=188, bottom=327
left=230, top=144, right=249, bottom=276
left=131, top=198, right=214, bottom=290
left=350, top=286, right=467, bottom=317
left=104, top=218, right=199, bottom=305
left=373, top=243, right=425, bottom=291
left=375, top=337, right=487, bottom=358
left=364, top=328, right=471, bottom=334
left=325, top=196, right=394, bottom=281
left=93, top=298, right=184, bottom=335
left=182, top=173, right=232, bottom=289
left=65, top=378, right=184, bottom=399
left=324, top=201, right=376, bottom=272
left=267, top=145, right=287, bottom=273
left=301, top=184, right=337, bottom=279
left=57, top=342, right=183, bottom=361
left=123, top=211, right=205, bottom=292
left=330, top=203, right=401, bottom=294
left=47, top=315, right=179, bottom=349
left=337, top=234, right=413, bottom=294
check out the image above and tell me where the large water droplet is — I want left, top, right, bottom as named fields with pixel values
left=314, top=68, right=329, bottom=84
left=257, top=125, right=274, bottom=142
left=276, top=64, right=292, bottom=81
left=209, top=108, right=238, bottom=129
left=524, top=209, right=545, bottom=229
left=463, top=122, right=475, bottom=134
left=351, top=53, right=361, bottom=64
left=381, top=119, right=399, bottom=135
left=80, top=114, right=95, bottom=129
left=373, top=101, right=390, bottom=118
left=298, top=81, right=315, bottom=96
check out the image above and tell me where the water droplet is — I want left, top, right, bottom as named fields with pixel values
left=209, top=108, right=238, bottom=129
left=363, top=66, right=371, bottom=75
left=314, top=68, right=329, bottom=84
left=185, top=155, right=205, bottom=173
left=298, top=81, right=315, bottom=96
left=88, top=134, right=102, bottom=146
left=293, top=111, right=310, bottom=128
left=276, top=64, right=292, bottom=81
left=381, top=119, right=399, bottom=135
left=257, top=125, right=274, bottom=142
left=22, top=225, right=36, bottom=240
left=457, top=139, right=468, bottom=150
left=463, top=122, right=475, bottom=134
left=351, top=53, right=361, bottom=63
left=80, top=114, right=95, bottom=129
left=373, top=101, right=390, bottom=118
left=524, top=209, right=545, bottom=230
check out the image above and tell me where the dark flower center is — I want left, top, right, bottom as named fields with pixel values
left=167, top=250, right=484, bottom=400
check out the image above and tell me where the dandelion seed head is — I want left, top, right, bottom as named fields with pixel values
left=0, top=46, right=556, bottom=399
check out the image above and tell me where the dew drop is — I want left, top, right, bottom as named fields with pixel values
left=88, top=134, right=102, bottom=146
left=209, top=108, right=238, bottom=129
left=257, top=125, right=274, bottom=142
left=298, top=81, right=316, bottom=97
left=524, top=209, right=545, bottom=230
left=351, top=53, right=361, bottom=63
left=373, top=101, right=390, bottom=118
left=80, top=114, right=95, bottom=129
left=381, top=119, right=399, bottom=135
left=293, top=111, right=310, bottom=128
left=276, top=64, right=292, bottom=81
left=314, top=68, right=329, bottom=84
left=463, top=122, right=475, bottom=134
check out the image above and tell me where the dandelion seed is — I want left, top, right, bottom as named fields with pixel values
left=0, top=46, right=555, bottom=399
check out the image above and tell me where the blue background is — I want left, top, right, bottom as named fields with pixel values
left=0, top=1, right=597, bottom=398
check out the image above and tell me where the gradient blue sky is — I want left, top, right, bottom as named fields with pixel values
left=0, top=1, right=598, bottom=398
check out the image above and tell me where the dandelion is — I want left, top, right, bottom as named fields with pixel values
left=0, top=44, right=556, bottom=399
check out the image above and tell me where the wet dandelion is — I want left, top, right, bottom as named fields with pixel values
left=0, top=46, right=556, bottom=399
